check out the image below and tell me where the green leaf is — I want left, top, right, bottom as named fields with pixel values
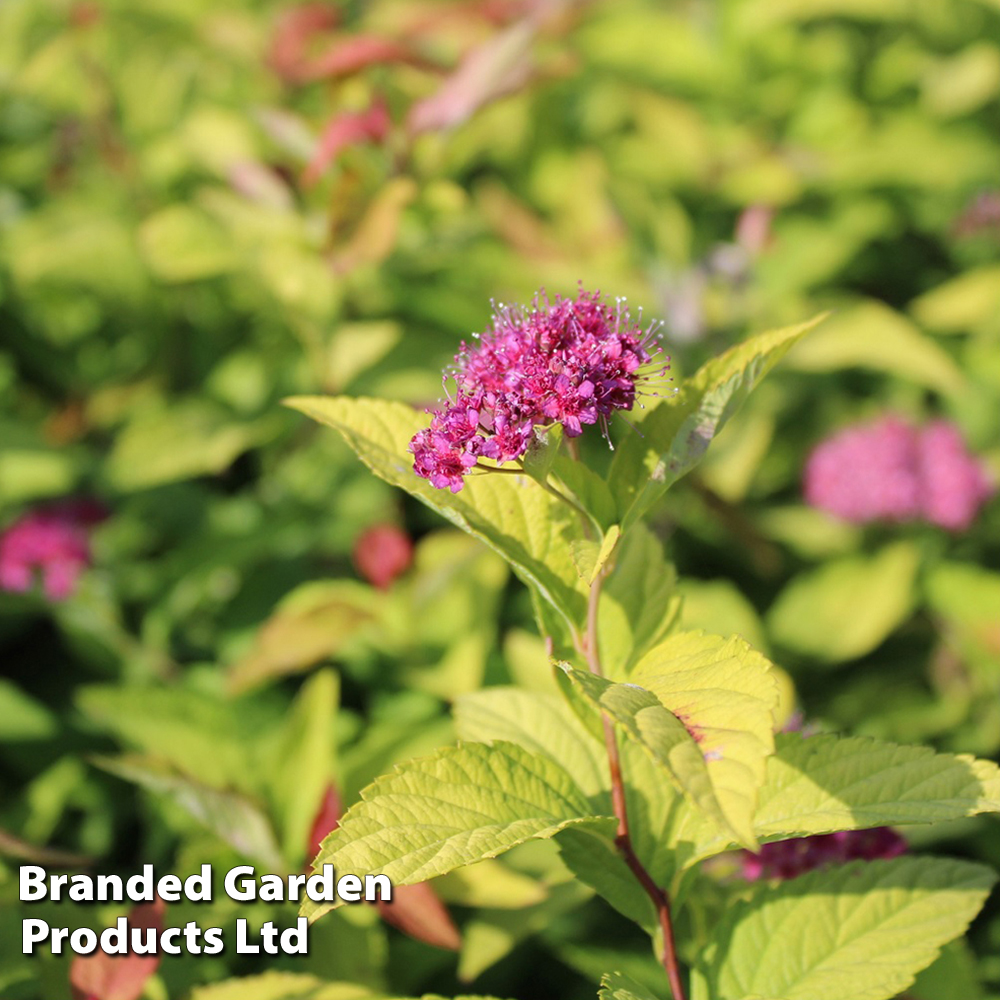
left=767, top=541, right=919, bottom=662
left=77, top=685, right=265, bottom=796
left=599, top=970, right=664, bottom=1000
left=0, top=447, right=79, bottom=504
left=138, top=204, right=239, bottom=282
left=302, top=741, right=612, bottom=923
left=676, top=579, right=769, bottom=654
left=285, top=397, right=588, bottom=630
left=671, top=732, right=1000, bottom=868
left=784, top=300, right=966, bottom=396
left=701, top=856, right=997, bottom=1000
left=600, top=523, right=681, bottom=677
left=556, top=824, right=657, bottom=932
left=454, top=687, right=608, bottom=798
left=910, top=940, right=988, bottom=1000
left=458, top=879, right=592, bottom=981
left=562, top=631, right=778, bottom=850
left=910, top=265, right=1000, bottom=334
left=631, top=632, right=779, bottom=847
left=189, top=972, right=377, bottom=1000
left=521, top=423, right=563, bottom=484
left=562, top=665, right=741, bottom=844
left=227, top=581, right=379, bottom=694
left=105, top=399, right=278, bottom=492
left=94, top=755, right=284, bottom=870
left=434, top=859, right=548, bottom=909
left=571, top=525, right=622, bottom=584
left=551, top=455, right=620, bottom=531
left=0, top=679, right=56, bottom=741
left=269, top=669, right=338, bottom=866
left=924, top=562, right=1000, bottom=672
left=610, top=316, right=825, bottom=529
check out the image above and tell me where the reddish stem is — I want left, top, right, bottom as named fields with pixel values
left=584, top=576, right=688, bottom=1000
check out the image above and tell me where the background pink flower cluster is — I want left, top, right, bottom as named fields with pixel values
left=741, top=827, right=908, bottom=881
left=0, top=501, right=105, bottom=601
left=410, top=289, right=664, bottom=492
left=804, top=414, right=994, bottom=531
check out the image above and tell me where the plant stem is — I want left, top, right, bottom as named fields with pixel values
left=584, top=575, right=688, bottom=1000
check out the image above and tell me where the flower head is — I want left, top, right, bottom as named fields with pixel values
left=0, top=500, right=106, bottom=601
left=410, top=288, right=668, bottom=491
left=804, top=414, right=993, bottom=531
left=741, top=828, right=907, bottom=882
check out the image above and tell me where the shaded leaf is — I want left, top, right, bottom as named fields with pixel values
left=766, top=542, right=919, bottom=662
left=94, top=755, right=284, bottom=870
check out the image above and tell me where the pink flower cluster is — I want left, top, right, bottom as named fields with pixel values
left=742, top=827, right=907, bottom=882
left=410, top=289, right=666, bottom=492
left=0, top=501, right=105, bottom=601
left=804, top=415, right=994, bottom=531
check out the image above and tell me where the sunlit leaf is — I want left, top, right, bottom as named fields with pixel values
left=228, top=582, right=378, bottom=693
left=563, top=630, right=778, bottom=849
left=671, top=732, right=1000, bottom=868
left=285, top=396, right=589, bottom=630
left=611, top=317, right=825, bottom=530
left=785, top=300, right=966, bottom=396
left=302, top=741, right=611, bottom=923
left=701, top=857, right=996, bottom=1000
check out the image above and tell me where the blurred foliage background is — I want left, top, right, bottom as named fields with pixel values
left=1, top=0, right=999, bottom=998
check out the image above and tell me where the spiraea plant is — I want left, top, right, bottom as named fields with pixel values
left=289, top=290, right=1000, bottom=1000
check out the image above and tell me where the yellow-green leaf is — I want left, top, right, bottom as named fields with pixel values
left=611, top=317, right=825, bottom=529
left=286, top=396, right=589, bottom=631
left=703, top=857, right=997, bottom=1000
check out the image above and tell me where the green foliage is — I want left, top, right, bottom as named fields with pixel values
left=561, top=630, right=779, bottom=852
left=672, top=733, right=1000, bottom=868
left=610, top=317, right=826, bottom=531
left=699, top=857, right=997, bottom=1000
left=304, top=742, right=612, bottom=923
left=285, top=397, right=589, bottom=631
left=766, top=542, right=921, bottom=663
left=3, top=0, right=1000, bottom=998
